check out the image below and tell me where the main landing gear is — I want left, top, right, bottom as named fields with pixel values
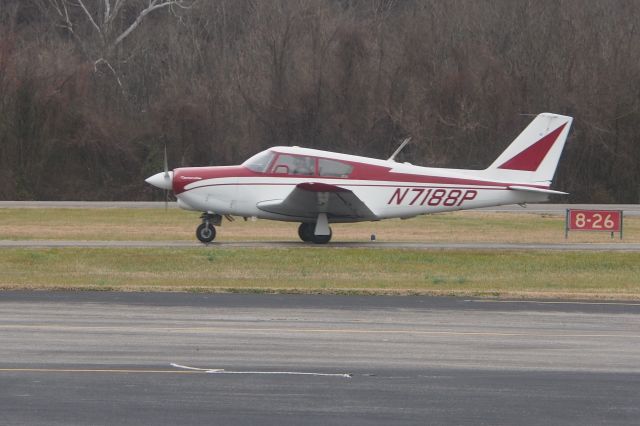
left=196, top=213, right=221, bottom=243
left=298, top=223, right=332, bottom=244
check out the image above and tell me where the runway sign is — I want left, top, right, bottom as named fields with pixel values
left=565, top=209, right=623, bottom=239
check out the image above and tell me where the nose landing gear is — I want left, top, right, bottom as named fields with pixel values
left=196, top=213, right=222, bottom=243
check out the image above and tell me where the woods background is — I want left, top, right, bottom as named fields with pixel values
left=0, top=0, right=639, bottom=202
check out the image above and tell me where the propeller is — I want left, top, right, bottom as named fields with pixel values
left=163, top=145, right=169, bottom=178
left=144, top=145, right=174, bottom=209
left=163, top=145, right=169, bottom=211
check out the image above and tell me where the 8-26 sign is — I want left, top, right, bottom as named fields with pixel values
left=565, top=209, right=623, bottom=239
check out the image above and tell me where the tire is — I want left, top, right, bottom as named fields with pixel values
left=196, top=223, right=216, bottom=243
left=298, top=223, right=314, bottom=242
left=311, top=227, right=332, bottom=244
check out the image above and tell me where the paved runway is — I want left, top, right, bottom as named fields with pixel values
left=1, top=292, right=639, bottom=425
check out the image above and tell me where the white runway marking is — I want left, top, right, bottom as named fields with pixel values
left=466, top=299, right=640, bottom=306
left=2, top=324, right=639, bottom=339
left=170, top=363, right=351, bottom=378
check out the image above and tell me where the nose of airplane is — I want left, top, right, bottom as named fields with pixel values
left=145, top=171, right=173, bottom=190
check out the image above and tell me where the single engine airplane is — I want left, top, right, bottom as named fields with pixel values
left=146, top=112, right=573, bottom=244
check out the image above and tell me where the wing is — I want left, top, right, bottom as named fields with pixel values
left=256, top=182, right=376, bottom=220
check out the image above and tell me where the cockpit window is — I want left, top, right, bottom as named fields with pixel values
left=243, top=150, right=275, bottom=173
left=318, top=158, right=353, bottom=178
left=271, top=154, right=316, bottom=176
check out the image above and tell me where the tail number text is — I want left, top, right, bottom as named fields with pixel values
left=387, top=188, right=477, bottom=207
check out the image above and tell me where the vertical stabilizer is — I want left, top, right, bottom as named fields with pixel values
left=484, top=113, right=573, bottom=186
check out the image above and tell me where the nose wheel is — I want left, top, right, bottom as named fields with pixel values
left=196, top=213, right=221, bottom=243
left=196, top=223, right=216, bottom=243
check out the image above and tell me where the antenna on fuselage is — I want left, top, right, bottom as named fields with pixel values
left=387, top=137, right=412, bottom=162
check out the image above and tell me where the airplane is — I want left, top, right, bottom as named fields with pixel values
left=146, top=112, right=573, bottom=244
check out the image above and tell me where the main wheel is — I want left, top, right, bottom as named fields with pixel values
left=298, top=223, right=314, bottom=242
left=311, top=227, right=332, bottom=244
left=196, top=223, right=216, bottom=243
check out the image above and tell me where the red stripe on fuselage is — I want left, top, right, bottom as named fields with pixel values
left=172, top=166, right=253, bottom=194
left=172, top=162, right=549, bottom=195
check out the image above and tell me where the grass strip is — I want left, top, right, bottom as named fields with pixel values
left=0, top=208, right=638, bottom=243
left=1, top=247, right=639, bottom=299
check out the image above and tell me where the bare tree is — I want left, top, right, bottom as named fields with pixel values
left=2, top=0, right=640, bottom=201
left=35, top=0, right=194, bottom=87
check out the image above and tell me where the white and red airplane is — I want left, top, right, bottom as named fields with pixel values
left=146, top=112, right=572, bottom=243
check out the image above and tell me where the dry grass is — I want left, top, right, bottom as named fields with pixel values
left=1, top=247, right=639, bottom=300
left=0, top=208, right=637, bottom=243
left=1, top=208, right=638, bottom=299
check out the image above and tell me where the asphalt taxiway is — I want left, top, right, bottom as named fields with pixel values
left=1, top=292, right=639, bottom=425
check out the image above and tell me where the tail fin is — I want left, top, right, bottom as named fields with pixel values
left=484, top=113, right=573, bottom=186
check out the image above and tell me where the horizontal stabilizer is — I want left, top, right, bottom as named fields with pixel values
left=508, top=185, right=568, bottom=195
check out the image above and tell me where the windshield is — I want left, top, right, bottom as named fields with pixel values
left=242, top=150, right=275, bottom=173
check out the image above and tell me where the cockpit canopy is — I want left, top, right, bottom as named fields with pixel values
left=242, top=150, right=274, bottom=173
left=242, top=149, right=353, bottom=178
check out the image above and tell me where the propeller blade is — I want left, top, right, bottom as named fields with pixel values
left=163, top=145, right=169, bottom=211
left=144, top=144, right=173, bottom=209
left=163, top=145, right=169, bottom=178
left=165, top=189, right=168, bottom=211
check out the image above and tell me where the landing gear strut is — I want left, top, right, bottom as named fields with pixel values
left=298, top=223, right=332, bottom=244
left=196, top=213, right=221, bottom=243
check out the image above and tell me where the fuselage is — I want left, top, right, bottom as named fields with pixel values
left=168, top=146, right=548, bottom=222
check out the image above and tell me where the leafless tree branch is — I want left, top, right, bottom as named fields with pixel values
left=76, top=0, right=102, bottom=36
left=113, top=1, right=193, bottom=49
